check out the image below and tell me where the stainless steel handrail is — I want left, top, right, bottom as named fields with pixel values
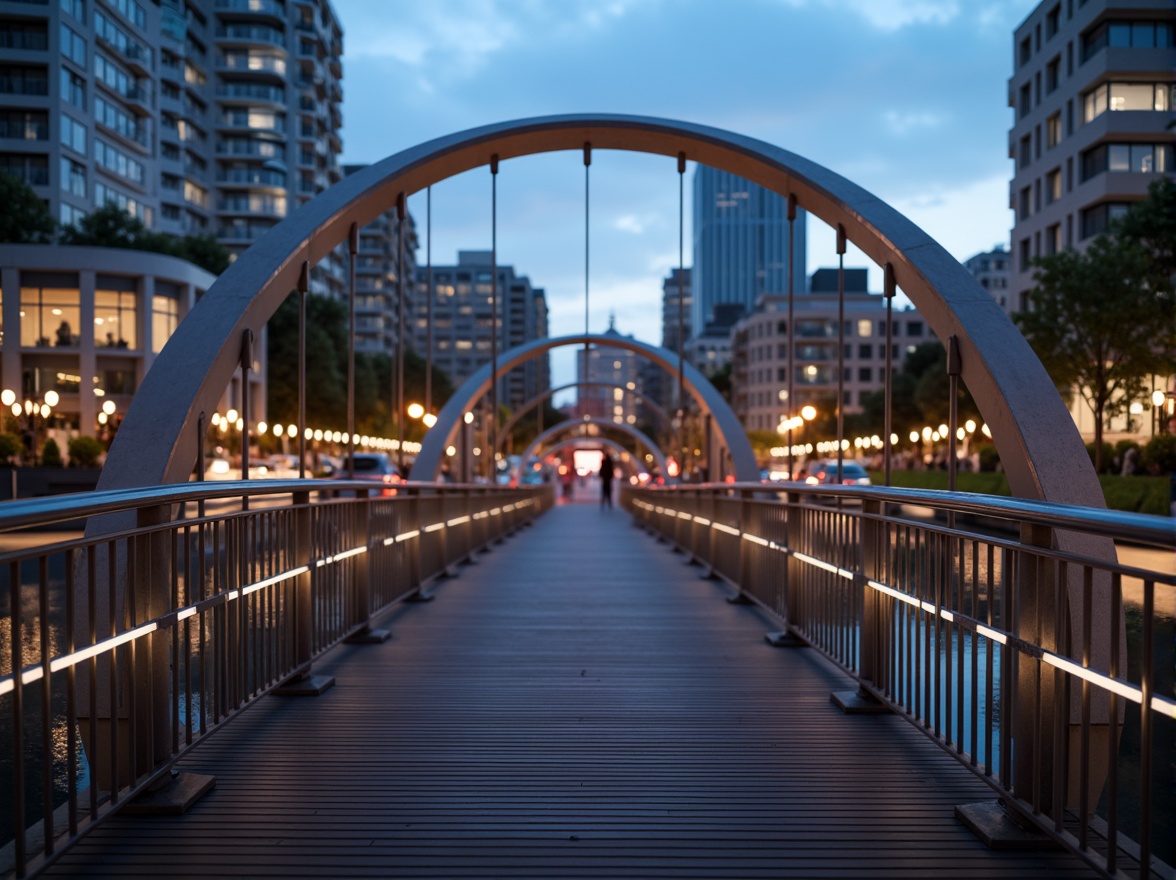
left=624, top=482, right=1174, bottom=879
left=0, top=480, right=554, bottom=878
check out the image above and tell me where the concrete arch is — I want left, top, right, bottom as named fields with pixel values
left=98, top=113, right=1098, bottom=512
left=413, top=334, right=753, bottom=481
left=497, top=381, right=672, bottom=451
left=520, top=418, right=669, bottom=480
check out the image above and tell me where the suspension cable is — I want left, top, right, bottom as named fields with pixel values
left=583, top=142, right=591, bottom=432
left=490, top=155, right=499, bottom=477
left=677, top=152, right=686, bottom=473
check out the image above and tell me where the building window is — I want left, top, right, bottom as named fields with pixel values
left=1080, top=203, right=1128, bottom=240
left=1019, top=238, right=1031, bottom=271
left=60, top=0, right=85, bottom=22
left=0, top=20, right=49, bottom=51
left=1019, top=35, right=1032, bottom=66
left=59, top=203, right=85, bottom=228
left=858, top=343, right=872, bottom=358
left=20, top=273, right=80, bottom=348
left=1045, top=223, right=1061, bottom=255
left=0, top=109, right=48, bottom=140
left=1045, top=4, right=1060, bottom=39
left=60, top=156, right=85, bottom=197
left=1018, top=186, right=1033, bottom=220
left=1082, top=21, right=1174, bottom=62
left=0, top=65, right=49, bottom=96
left=858, top=367, right=872, bottom=382
left=1019, top=82, right=1032, bottom=119
left=1082, top=143, right=1173, bottom=180
left=1019, top=134, right=1032, bottom=169
left=906, top=321, right=924, bottom=337
left=1046, top=112, right=1061, bottom=148
left=1083, top=82, right=1173, bottom=123
left=60, top=23, right=86, bottom=67
left=1046, top=56, right=1060, bottom=93
left=60, top=67, right=85, bottom=109
left=95, top=278, right=137, bottom=349
left=1045, top=168, right=1061, bottom=204
left=59, top=113, right=86, bottom=154
left=856, top=319, right=872, bottom=338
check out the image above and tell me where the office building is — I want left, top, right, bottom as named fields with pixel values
left=692, top=165, right=806, bottom=337
left=731, top=273, right=926, bottom=433
left=684, top=302, right=744, bottom=378
left=411, top=251, right=549, bottom=411
left=1008, top=0, right=1174, bottom=311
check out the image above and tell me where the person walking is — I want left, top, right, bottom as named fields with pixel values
left=599, top=452, right=614, bottom=510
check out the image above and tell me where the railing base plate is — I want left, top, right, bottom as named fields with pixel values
left=765, top=631, right=807, bottom=647
left=405, top=590, right=435, bottom=603
left=830, top=689, right=889, bottom=714
left=273, top=674, right=336, bottom=696
left=122, top=772, right=215, bottom=816
left=955, top=801, right=1059, bottom=850
left=725, top=592, right=751, bottom=604
left=344, top=627, right=391, bottom=644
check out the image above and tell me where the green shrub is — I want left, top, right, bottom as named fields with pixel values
left=1142, top=434, right=1176, bottom=474
left=0, top=432, right=21, bottom=464
left=68, top=435, right=104, bottom=468
left=1086, top=442, right=1116, bottom=473
left=39, top=437, right=62, bottom=467
left=974, top=441, right=1001, bottom=472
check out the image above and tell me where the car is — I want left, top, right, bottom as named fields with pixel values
left=805, top=460, right=872, bottom=486
left=331, top=452, right=402, bottom=496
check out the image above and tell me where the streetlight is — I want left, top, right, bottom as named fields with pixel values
left=2, top=387, right=58, bottom=464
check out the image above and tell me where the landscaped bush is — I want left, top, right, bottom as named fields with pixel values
left=1085, top=442, right=1115, bottom=473
left=0, top=433, right=21, bottom=464
left=39, top=437, right=62, bottom=467
left=68, top=435, right=104, bottom=468
left=1142, top=434, right=1176, bottom=474
left=973, top=441, right=1001, bottom=472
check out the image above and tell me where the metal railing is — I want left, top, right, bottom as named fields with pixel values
left=624, top=482, right=1175, bottom=879
left=0, top=480, right=553, bottom=878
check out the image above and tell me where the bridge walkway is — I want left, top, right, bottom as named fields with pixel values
left=41, top=499, right=1096, bottom=878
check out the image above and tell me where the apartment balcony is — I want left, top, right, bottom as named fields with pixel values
left=217, top=53, right=287, bottom=83
left=213, top=0, right=285, bottom=21
left=216, top=82, right=286, bottom=105
left=215, top=24, right=286, bottom=49
left=121, top=43, right=153, bottom=76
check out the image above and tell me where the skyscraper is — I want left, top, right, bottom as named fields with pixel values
left=1007, top=0, right=1174, bottom=311
left=691, top=166, right=806, bottom=338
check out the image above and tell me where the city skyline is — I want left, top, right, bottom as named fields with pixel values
left=331, top=0, right=1040, bottom=395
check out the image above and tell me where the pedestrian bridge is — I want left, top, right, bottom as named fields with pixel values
left=2, top=113, right=1173, bottom=878
left=0, top=478, right=1171, bottom=878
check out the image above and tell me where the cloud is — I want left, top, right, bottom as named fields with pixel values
left=772, top=0, right=961, bottom=30
left=882, top=110, right=946, bottom=136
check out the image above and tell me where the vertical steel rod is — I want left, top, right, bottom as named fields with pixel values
left=348, top=222, right=358, bottom=478
left=883, top=263, right=895, bottom=487
left=677, top=152, right=686, bottom=471
left=836, top=224, right=846, bottom=476
left=947, top=335, right=960, bottom=493
left=425, top=186, right=433, bottom=418
left=583, top=143, right=592, bottom=439
left=240, top=329, right=253, bottom=512
left=489, top=156, right=499, bottom=480
left=396, top=192, right=407, bottom=474
left=787, top=194, right=797, bottom=481
left=297, top=261, right=309, bottom=479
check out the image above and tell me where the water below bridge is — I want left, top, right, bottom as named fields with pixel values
left=40, top=496, right=1099, bottom=878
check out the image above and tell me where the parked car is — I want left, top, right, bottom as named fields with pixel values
left=331, top=452, right=402, bottom=496
left=805, top=460, right=872, bottom=486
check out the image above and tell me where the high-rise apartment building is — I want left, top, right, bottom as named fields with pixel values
left=691, top=166, right=806, bottom=338
left=0, top=0, right=345, bottom=437
left=1008, top=0, right=1174, bottom=311
left=343, top=164, right=415, bottom=355
left=411, top=251, right=549, bottom=411
left=0, top=0, right=346, bottom=293
left=963, top=246, right=1013, bottom=314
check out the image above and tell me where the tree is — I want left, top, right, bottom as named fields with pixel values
left=40, top=437, right=63, bottom=468
left=59, top=204, right=231, bottom=275
left=0, top=433, right=22, bottom=465
left=1017, top=202, right=1176, bottom=472
left=68, top=435, right=104, bottom=468
left=266, top=290, right=453, bottom=439
left=0, top=172, right=55, bottom=243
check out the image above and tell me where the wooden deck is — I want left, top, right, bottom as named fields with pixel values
left=42, top=499, right=1097, bottom=878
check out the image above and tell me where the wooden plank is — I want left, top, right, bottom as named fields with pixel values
left=41, top=503, right=1098, bottom=878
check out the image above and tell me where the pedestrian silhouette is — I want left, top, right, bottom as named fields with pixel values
left=599, top=453, right=614, bottom=509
